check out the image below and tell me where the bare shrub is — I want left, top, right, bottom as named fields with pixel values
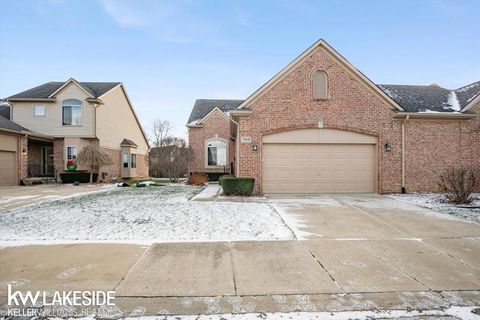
left=187, top=173, right=208, bottom=186
left=77, top=143, right=113, bottom=183
left=438, top=166, right=479, bottom=204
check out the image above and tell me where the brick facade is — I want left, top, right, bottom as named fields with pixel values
left=186, top=43, right=479, bottom=194
left=233, top=45, right=479, bottom=194
left=188, top=109, right=234, bottom=174
left=53, top=138, right=64, bottom=180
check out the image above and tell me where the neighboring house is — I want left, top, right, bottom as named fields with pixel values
left=187, top=99, right=243, bottom=178
left=2, top=78, right=149, bottom=185
left=187, top=39, right=480, bottom=194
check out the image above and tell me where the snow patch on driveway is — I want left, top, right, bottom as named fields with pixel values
left=0, top=185, right=295, bottom=246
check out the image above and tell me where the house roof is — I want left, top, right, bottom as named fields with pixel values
left=0, top=115, right=30, bottom=133
left=7, top=80, right=121, bottom=100
left=0, top=101, right=10, bottom=120
left=120, top=138, right=138, bottom=147
left=187, top=99, right=244, bottom=125
left=378, top=81, right=480, bottom=113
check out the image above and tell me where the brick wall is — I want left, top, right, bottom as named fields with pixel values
left=53, top=138, right=64, bottom=180
left=100, top=147, right=148, bottom=180
left=237, top=45, right=403, bottom=194
left=188, top=109, right=234, bottom=174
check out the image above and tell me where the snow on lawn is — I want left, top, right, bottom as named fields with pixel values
left=0, top=185, right=295, bottom=245
left=387, top=192, right=480, bottom=224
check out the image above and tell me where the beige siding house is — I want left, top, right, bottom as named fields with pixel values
left=2, top=78, right=149, bottom=185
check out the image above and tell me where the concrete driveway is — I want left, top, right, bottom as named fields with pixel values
left=0, top=193, right=479, bottom=316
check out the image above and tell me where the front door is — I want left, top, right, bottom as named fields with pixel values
left=42, top=147, right=54, bottom=176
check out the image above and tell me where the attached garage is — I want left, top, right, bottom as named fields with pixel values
left=0, top=133, right=19, bottom=186
left=262, top=129, right=377, bottom=194
left=0, top=151, right=17, bottom=186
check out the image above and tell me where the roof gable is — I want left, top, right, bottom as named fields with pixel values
left=7, top=79, right=122, bottom=100
left=187, top=99, right=244, bottom=125
left=237, top=39, right=404, bottom=112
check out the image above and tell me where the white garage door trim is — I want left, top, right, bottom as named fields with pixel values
left=262, top=128, right=378, bottom=194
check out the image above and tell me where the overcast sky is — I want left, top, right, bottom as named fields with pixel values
left=1, top=0, right=479, bottom=139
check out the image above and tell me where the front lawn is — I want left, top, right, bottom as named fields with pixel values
left=387, top=193, right=480, bottom=223
left=0, top=185, right=294, bottom=245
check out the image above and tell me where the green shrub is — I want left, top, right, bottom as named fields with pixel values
left=60, top=171, right=98, bottom=183
left=221, top=177, right=255, bottom=196
left=219, top=174, right=235, bottom=186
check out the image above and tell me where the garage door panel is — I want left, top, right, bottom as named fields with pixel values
left=0, top=151, right=17, bottom=186
left=262, top=143, right=376, bottom=194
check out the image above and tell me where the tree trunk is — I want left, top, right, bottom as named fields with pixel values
left=90, top=165, right=94, bottom=183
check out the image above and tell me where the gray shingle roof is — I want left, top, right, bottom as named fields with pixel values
left=0, top=115, right=30, bottom=133
left=378, top=81, right=480, bottom=113
left=0, top=102, right=11, bottom=120
left=187, top=99, right=244, bottom=124
left=7, top=80, right=121, bottom=99
left=120, top=138, right=137, bottom=147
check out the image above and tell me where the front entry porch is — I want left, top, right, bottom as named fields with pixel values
left=25, top=137, right=56, bottom=185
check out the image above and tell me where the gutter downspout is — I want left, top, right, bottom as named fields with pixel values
left=401, top=115, right=409, bottom=193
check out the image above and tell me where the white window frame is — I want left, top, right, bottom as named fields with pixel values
left=67, top=146, right=77, bottom=160
left=205, top=138, right=228, bottom=167
left=123, top=152, right=129, bottom=168
left=33, top=104, right=46, bottom=117
left=62, top=99, right=83, bottom=126
left=131, top=153, right=137, bottom=168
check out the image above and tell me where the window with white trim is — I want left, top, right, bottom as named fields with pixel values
left=67, top=147, right=77, bottom=160
left=34, top=104, right=45, bottom=117
left=123, top=152, right=129, bottom=168
left=312, top=70, right=328, bottom=100
left=207, top=139, right=227, bottom=166
left=62, top=99, right=82, bottom=125
left=131, top=154, right=137, bottom=168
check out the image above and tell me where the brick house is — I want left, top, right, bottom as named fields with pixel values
left=0, top=78, right=149, bottom=185
left=187, top=39, right=480, bottom=194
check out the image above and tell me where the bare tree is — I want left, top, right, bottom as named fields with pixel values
left=150, top=119, right=173, bottom=147
left=438, top=166, right=479, bottom=204
left=164, top=139, right=188, bottom=182
left=77, top=143, right=113, bottom=183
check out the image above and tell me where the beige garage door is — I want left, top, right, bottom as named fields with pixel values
left=0, top=151, right=17, bottom=186
left=263, top=143, right=376, bottom=193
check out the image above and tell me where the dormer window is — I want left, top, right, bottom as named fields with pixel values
left=62, top=99, right=82, bottom=125
left=312, top=70, right=328, bottom=100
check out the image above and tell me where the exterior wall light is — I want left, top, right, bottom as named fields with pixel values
left=252, top=144, right=258, bottom=151
left=22, top=148, right=27, bottom=155
left=384, top=143, right=392, bottom=152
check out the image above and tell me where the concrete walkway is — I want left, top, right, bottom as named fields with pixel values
left=0, top=193, right=479, bottom=317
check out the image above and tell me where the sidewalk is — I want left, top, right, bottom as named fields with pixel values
left=1, top=240, right=479, bottom=316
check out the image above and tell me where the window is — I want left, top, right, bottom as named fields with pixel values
left=207, top=139, right=227, bottom=166
left=123, top=152, right=129, bottom=168
left=34, top=104, right=45, bottom=116
left=67, top=147, right=77, bottom=160
left=312, top=70, right=328, bottom=100
left=131, top=154, right=137, bottom=168
left=62, top=99, right=82, bottom=125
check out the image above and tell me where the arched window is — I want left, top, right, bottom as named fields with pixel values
left=206, top=139, right=227, bottom=166
left=62, top=99, right=82, bottom=125
left=312, top=70, right=328, bottom=100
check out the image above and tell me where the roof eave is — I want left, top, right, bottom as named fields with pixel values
left=393, top=112, right=477, bottom=119
left=460, top=94, right=480, bottom=113
left=229, top=110, right=252, bottom=116
left=8, top=98, right=56, bottom=102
